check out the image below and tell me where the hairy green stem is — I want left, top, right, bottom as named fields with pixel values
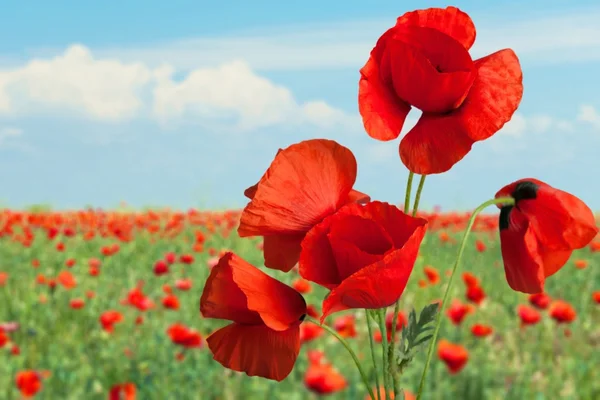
left=415, top=197, right=515, bottom=399
left=376, top=309, right=391, bottom=400
left=403, top=172, right=414, bottom=214
left=306, top=316, right=376, bottom=400
left=412, top=175, right=426, bottom=217
left=366, top=311, right=381, bottom=400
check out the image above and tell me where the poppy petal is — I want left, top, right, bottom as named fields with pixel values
left=299, top=215, right=342, bottom=289
left=243, top=150, right=284, bottom=200
left=201, top=253, right=306, bottom=330
left=238, top=139, right=358, bottom=236
left=538, top=247, right=573, bottom=278
left=460, top=49, right=523, bottom=142
left=320, top=246, right=421, bottom=321
left=347, top=189, right=371, bottom=204
left=396, top=6, right=476, bottom=50
left=399, top=112, right=475, bottom=174
left=499, top=211, right=546, bottom=293
left=387, top=25, right=476, bottom=113
left=200, top=253, right=263, bottom=325
left=359, top=55, right=412, bottom=141
left=263, top=233, right=304, bottom=272
left=207, top=323, right=301, bottom=382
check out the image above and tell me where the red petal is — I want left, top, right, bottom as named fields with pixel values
left=238, top=139, right=358, bottom=236
left=321, top=241, right=424, bottom=321
left=519, top=184, right=598, bottom=250
left=207, top=323, right=300, bottom=382
left=200, top=253, right=263, bottom=325
left=263, top=233, right=305, bottom=272
left=396, top=7, right=476, bottom=50
left=201, top=253, right=306, bottom=330
left=460, top=49, right=523, bottom=142
left=499, top=211, right=545, bottom=294
left=328, top=215, right=393, bottom=280
left=359, top=55, right=411, bottom=141
left=539, top=247, right=572, bottom=278
left=387, top=25, right=476, bottom=113
left=244, top=150, right=284, bottom=200
left=399, top=112, right=475, bottom=174
left=347, top=189, right=371, bottom=204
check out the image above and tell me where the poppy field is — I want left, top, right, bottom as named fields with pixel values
left=1, top=208, right=599, bottom=399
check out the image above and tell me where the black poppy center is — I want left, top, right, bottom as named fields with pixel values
left=511, top=181, right=539, bottom=203
left=299, top=314, right=306, bottom=322
left=499, top=206, right=513, bottom=231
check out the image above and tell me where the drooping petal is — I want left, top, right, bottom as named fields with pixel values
left=238, top=139, right=358, bottom=236
left=387, top=26, right=476, bottom=113
left=200, top=253, right=306, bottom=330
left=207, top=323, right=301, bottom=382
left=399, top=112, right=475, bottom=174
left=499, top=210, right=546, bottom=294
left=263, top=233, right=305, bottom=272
left=396, top=6, right=476, bottom=50
left=359, top=56, right=412, bottom=141
left=459, top=49, right=523, bottom=142
left=320, top=244, right=423, bottom=321
left=200, top=253, right=263, bottom=325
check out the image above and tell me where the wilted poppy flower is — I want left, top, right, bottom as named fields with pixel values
left=359, top=6, right=523, bottom=174
left=517, top=304, right=541, bottom=327
left=438, top=339, right=469, bottom=374
left=109, top=382, right=137, bottom=400
left=528, top=293, right=551, bottom=310
left=496, top=179, right=598, bottom=293
left=548, top=300, right=577, bottom=324
left=238, top=139, right=369, bottom=272
left=200, top=252, right=307, bottom=381
left=299, top=201, right=427, bottom=320
left=471, top=323, right=493, bottom=337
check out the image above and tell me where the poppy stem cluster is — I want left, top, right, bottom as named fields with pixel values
left=415, top=196, right=515, bottom=399
left=306, top=316, right=376, bottom=400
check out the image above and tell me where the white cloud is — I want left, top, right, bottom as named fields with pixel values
left=78, top=7, right=600, bottom=72
left=0, top=127, right=22, bottom=145
left=0, top=45, right=357, bottom=130
left=495, top=113, right=573, bottom=139
left=577, top=104, right=600, bottom=130
left=0, top=45, right=152, bottom=121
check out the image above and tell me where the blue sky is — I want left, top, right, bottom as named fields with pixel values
left=1, top=0, right=600, bottom=211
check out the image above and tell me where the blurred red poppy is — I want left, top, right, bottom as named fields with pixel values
left=438, top=339, right=469, bottom=373
left=200, top=252, right=307, bottom=381
left=359, top=6, right=523, bottom=174
left=238, top=139, right=369, bottom=272
left=496, top=179, right=598, bottom=293
left=299, top=201, right=427, bottom=321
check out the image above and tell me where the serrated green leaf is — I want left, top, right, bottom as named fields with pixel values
left=418, top=303, right=439, bottom=326
left=413, top=334, right=434, bottom=347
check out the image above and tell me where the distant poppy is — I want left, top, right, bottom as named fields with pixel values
left=200, top=252, right=307, bottom=381
left=15, top=370, right=43, bottom=397
left=299, top=201, right=427, bottom=321
left=528, top=293, right=551, bottom=310
left=423, top=266, right=440, bottom=285
left=238, top=139, right=369, bottom=272
left=304, top=354, right=347, bottom=395
left=592, top=291, right=600, bottom=305
left=465, top=285, right=485, bottom=305
left=438, top=339, right=469, bottom=373
left=333, top=315, right=357, bottom=338
left=517, top=305, right=541, bottom=327
left=359, top=6, right=523, bottom=174
left=167, top=323, right=202, bottom=348
left=471, top=323, right=493, bottom=337
left=109, top=382, right=137, bottom=400
left=446, top=299, right=474, bottom=325
left=496, top=179, right=598, bottom=293
left=548, top=300, right=577, bottom=324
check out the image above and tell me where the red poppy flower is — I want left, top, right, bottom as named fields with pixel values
left=593, top=291, right=600, bottom=305
left=167, top=323, right=203, bottom=348
left=304, top=355, right=347, bottom=395
left=496, top=179, right=598, bottom=293
left=299, top=201, right=427, bottom=321
left=548, top=300, right=577, bottom=324
left=446, top=299, right=474, bottom=325
left=465, top=285, right=485, bottom=305
left=238, top=139, right=369, bottom=272
left=517, top=304, right=541, bottom=327
left=333, top=315, right=357, bottom=338
left=471, top=323, right=493, bottom=338
left=437, top=339, right=469, bottom=374
left=359, top=6, right=523, bottom=174
left=528, top=292, right=551, bottom=310
left=15, top=370, right=43, bottom=398
left=200, top=252, right=307, bottom=381
left=109, top=382, right=137, bottom=400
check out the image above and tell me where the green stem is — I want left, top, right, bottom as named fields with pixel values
left=389, top=174, right=426, bottom=395
left=377, top=310, right=391, bottom=400
left=415, top=196, right=515, bottom=399
left=366, top=311, right=381, bottom=400
left=306, top=316, right=376, bottom=400
left=411, top=175, right=426, bottom=217
left=403, top=172, right=414, bottom=214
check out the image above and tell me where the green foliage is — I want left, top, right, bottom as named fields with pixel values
left=395, top=303, right=438, bottom=375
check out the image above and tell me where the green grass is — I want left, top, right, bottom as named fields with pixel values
left=1, top=217, right=599, bottom=400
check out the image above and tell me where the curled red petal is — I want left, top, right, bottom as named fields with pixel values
left=359, top=55, right=412, bottom=141
left=201, top=253, right=306, bottom=330
left=238, top=139, right=358, bottom=236
left=396, top=6, right=476, bottom=50
left=207, top=323, right=301, bottom=382
left=387, top=26, right=476, bottom=113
